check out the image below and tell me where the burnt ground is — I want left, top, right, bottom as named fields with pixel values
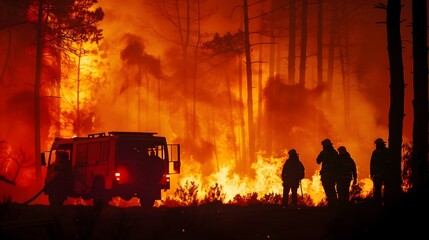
left=0, top=194, right=427, bottom=240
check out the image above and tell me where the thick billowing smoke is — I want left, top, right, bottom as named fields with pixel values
left=262, top=76, right=331, bottom=175
left=119, top=34, right=162, bottom=93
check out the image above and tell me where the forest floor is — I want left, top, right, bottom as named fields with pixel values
left=0, top=191, right=427, bottom=240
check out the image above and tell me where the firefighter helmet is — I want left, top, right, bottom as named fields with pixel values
left=321, top=138, right=333, bottom=146
left=288, top=149, right=298, bottom=156
left=338, top=146, right=347, bottom=153
left=374, top=138, right=386, bottom=145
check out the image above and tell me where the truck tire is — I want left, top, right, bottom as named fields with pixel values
left=139, top=196, right=155, bottom=208
left=48, top=192, right=65, bottom=206
left=47, top=180, right=66, bottom=206
left=138, top=190, right=157, bottom=208
left=92, top=176, right=110, bottom=206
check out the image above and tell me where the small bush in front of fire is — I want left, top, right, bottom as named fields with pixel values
left=173, top=180, right=200, bottom=206
left=202, top=183, right=226, bottom=205
left=41, top=132, right=180, bottom=207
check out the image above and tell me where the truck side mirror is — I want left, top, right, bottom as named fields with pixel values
left=41, top=152, right=46, bottom=166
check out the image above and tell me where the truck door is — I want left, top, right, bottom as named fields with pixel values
left=167, top=144, right=180, bottom=174
left=87, top=141, right=110, bottom=188
left=74, top=143, right=88, bottom=192
left=74, top=140, right=110, bottom=192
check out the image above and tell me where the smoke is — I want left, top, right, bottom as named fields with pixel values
left=262, top=76, right=329, bottom=176
left=120, top=34, right=162, bottom=79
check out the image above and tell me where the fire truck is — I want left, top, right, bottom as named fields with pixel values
left=41, top=131, right=180, bottom=207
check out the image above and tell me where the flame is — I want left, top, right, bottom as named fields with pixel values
left=165, top=152, right=375, bottom=206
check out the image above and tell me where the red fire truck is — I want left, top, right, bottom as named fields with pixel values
left=41, top=131, right=180, bottom=207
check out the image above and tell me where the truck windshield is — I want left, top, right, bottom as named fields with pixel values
left=117, top=140, right=165, bottom=161
left=50, top=145, right=72, bottom=165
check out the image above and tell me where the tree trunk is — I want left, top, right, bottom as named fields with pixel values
left=327, top=0, right=337, bottom=106
left=244, top=0, right=255, bottom=171
left=268, top=0, right=278, bottom=78
left=174, top=0, right=191, bottom=148
left=298, top=0, right=308, bottom=87
left=386, top=0, right=405, bottom=205
left=238, top=56, right=246, bottom=171
left=288, top=0, right=296, bottom=85
left=339, top=46, right=349, bottom=128
left=317, top=0, right=323, bottom=86
left=343, top=5, right=351, bottom=129
left=411, top=0, right=428, bottom=193
left=76, top=52, right=82, bottom=136
left=192, top=0, right=201, bottom=147
left=236, top=10, right=246, bottom=168
left=336, top=4, right=350, bottom=129
left=185, top=0, right=191, bottom=146
left=257, top=3, right=265, bottom=148
left=34, top=2, right=43, bottom=186
left=225, top=72, right=239, bottom=172
left=269, top=30, right=276, bottom=78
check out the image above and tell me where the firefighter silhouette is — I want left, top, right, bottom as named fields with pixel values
left=146, top=149, right=164, bottom=183
left=46, top=150, right=72, bottom=204
left=55, top=150, right=71, bottom=178
left=281, top=149, right=305, bottom=206
left=370, top=138, right=390, bottom=205
left=336, top=146, right=357, bottom=206
left=316, top=138, right=339, bottom=207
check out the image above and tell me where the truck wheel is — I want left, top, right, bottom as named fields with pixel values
left=92, top=176, right=110, bottom=206
left=48, top=192, right=65, bottom=206
left=140, top=197, right=155, bottom=208
left=47, top=181, right=66, bottom=206
left=139, top=192, right=156, bottom=208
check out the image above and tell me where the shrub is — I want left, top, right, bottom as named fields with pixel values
left=260, top=192, right=282, bottom=205
left=201, top=183, right=225, bottom=205
left=174, top=180, right=199, bottom=206
left=229, top=192, right=260, bottom=206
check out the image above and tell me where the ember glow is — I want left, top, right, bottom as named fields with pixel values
left=0, top=0, right=415, bottom=206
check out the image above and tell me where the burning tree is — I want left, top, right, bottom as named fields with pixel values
left=26, top=0, right=104, bottom=184
left=200, top=30, right=247, bottom=173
